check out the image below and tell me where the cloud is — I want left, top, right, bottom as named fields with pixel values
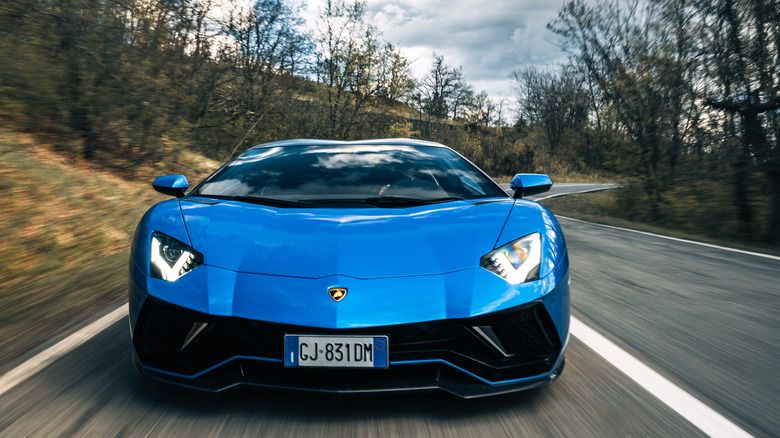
left=302, top=0, right=568, bottom=101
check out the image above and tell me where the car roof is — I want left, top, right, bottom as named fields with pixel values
left=247, top=138, right=449, bottom=151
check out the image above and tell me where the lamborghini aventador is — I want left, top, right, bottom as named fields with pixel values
left=128, top=139, right=570, bottom=397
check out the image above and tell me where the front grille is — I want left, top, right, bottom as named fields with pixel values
left=133, top=297, right=563, bottom=389
left=491, top=305, right=559, bottom=356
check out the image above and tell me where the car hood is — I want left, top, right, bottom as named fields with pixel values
left=179, top=198, right=520, bottom=279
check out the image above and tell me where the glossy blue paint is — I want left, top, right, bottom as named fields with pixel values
left=152, top=174, right=189, bottom=197
left=129, top=140, right=570, bottom=363
left=132, top=244, right=567, bottom=344
left=178, top=198, right=513, bottom=278
left=496, top=200, right=568, bottom=280
left=510, top=174, right=553, bottom=198
left=130, top=199, right=191, bottom=276
left=129, top=201, right=570, bottom=336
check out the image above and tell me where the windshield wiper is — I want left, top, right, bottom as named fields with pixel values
left=427, top=196, right=469, bottom=203
left=362, top=196, right=468, bottom=207
left=188, top=194, right=317, bottom=208
left=190, top=195, right=472, bottom=208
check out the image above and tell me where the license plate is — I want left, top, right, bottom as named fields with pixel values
left=284, top=335, right=388, bottom=368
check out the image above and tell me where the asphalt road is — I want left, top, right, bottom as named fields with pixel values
left=1, top=184, right=777, bottom=437
left=501, top=182, right=618, bottom=200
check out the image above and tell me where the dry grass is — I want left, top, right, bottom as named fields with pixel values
left=540, top=189, right=780, bottom=257
left=0, top=128, right=214, bottom=367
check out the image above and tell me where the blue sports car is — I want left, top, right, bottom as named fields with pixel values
left=129, top=139, right=570, bottom=397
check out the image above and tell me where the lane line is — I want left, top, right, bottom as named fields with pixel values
left=558, top=216, right=780, bottom=261
left=499, top=184, right=617, bottom=201
left=533, top=186, right=616, bottom=201
left=570, top=316, right=753, bottom=438
left=0, top=303, right=127, bottom=398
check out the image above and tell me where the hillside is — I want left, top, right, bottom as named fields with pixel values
left=0, top=128, right=217, bottom=369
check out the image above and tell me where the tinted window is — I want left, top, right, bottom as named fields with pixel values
left=190, top=144, right=507, bottom=206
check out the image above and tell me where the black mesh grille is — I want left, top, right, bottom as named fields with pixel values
left=491, top=305, right=560, bottom=356
left=133, top=297, right=563, bottom=392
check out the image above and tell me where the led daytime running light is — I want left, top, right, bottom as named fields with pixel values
left=150, top=232, right=202, bottom=281
left=481, top=233, right=541, bottom=284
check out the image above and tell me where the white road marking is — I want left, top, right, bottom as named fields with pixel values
left=500, top=183, right=617, bottom=201
left=533, top=186, right=616, bottom=201
left=0, top=303, right=128, bottom=397
left=559, top=216, right=780, bottom=261
left=570, top=316, right=753, bottom=438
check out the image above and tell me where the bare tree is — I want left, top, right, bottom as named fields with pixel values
left=464, top=91, right=496, bottom=127
left=549, top=0, right=692, bottom=219
left=511, top=66, right=589, bottom=156
left=311, top=0, right=413, bottom=139
left=218, top=0, right=310, bottom=152
left=698, top=0, right=780, bottom=240
left=375, top=44, right=416, bottom=102
left=415, top=53, right=472, bottom=121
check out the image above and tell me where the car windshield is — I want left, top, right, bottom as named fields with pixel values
left=188, top=144, right=508, bottom=207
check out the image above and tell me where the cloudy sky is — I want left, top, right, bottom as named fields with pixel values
left=301, top=0, right=570, bottom=105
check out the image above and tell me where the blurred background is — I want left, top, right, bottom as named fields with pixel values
left=0, top=0, right=778, bottom=435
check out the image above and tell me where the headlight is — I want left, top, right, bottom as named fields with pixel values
left=480, top=233, right=541, bottom=284
left=150, top=231, right=203, bottom=281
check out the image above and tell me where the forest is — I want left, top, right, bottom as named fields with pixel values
left=1, top=0, right=778, bottom=245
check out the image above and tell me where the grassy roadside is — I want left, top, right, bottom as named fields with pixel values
left=539, top=190, right=780, bottom=257
left=0, top=128, right=215, bottom=370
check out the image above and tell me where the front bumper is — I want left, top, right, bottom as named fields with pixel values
left=131, top=291, right=568, bottom=398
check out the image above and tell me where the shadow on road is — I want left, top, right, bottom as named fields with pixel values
left=129, top=357, right=550, bottom=421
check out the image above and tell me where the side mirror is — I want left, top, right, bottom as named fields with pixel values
left=152, top=175, right=189, bottom=198
left=509, top=174, right=552, bottom=199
